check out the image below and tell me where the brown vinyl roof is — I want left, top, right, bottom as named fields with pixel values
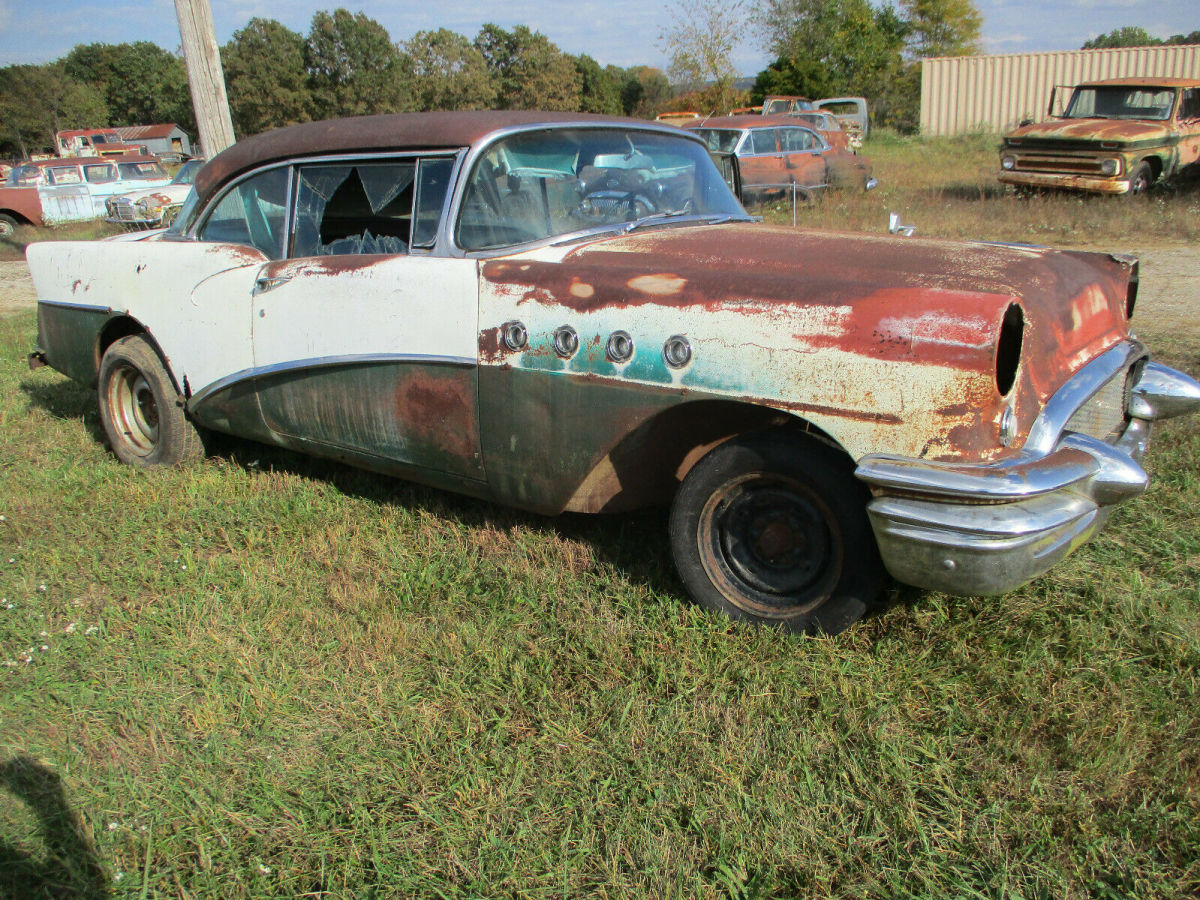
left=195, top=111, right=673, bottom=207
left=115, top=124, right=186, bottom=140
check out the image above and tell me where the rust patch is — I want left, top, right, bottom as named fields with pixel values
left=393, top=371, right=475, bottom=462
left=478, top=325, right=505, bottom=363
left=293, top=255, right=392, bottom=277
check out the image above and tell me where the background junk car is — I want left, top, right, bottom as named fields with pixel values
left=105, top=158, right=205, bottom=229
left=1000, top=77, right=1200, bottom=195
left=2, top=156, right=171, bottom=229
left=684, top=115, right=875, bottom=202
left=26, top=111, right=1200, bottom=634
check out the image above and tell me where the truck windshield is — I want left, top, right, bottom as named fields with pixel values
left=1065, top=86, right=1176, bottom=121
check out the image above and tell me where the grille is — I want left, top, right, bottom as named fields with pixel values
left=1065, top=366, right=1130, bottom=441
left=108, top=198, right=140, bottom=221
left=1014, top=156, right=1104, bottom=175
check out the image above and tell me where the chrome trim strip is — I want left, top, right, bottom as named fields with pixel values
left=38, top=299, right=113, bottom=314
left=188, top=353, right=474, bottom=408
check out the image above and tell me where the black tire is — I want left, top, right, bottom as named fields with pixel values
left=0, top=214, right=17, bottom=239
left=669, top=431, right=885, bottom=634
left=98, top=335, right=203, bottom=467
left=1127, top=161, right=1153, bottom=196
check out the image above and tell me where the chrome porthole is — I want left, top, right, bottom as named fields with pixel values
left=606, top=330, right=634, bottom=363
left=502, top=320, right=528, bottom=352
left=552, top=325, right=579, bottom=358
left=662, top=334, right=692, bottom=369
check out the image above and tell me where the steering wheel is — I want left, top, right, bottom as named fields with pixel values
left=579, top=188, right=658, bottom=222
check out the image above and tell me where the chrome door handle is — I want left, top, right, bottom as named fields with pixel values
left=255, top=275, right=291, bottom=293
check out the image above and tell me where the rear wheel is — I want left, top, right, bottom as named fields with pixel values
left=0, top=214, right=17, bottom=238
left=669, top=431, right=885, bottom=634
left=98, top=335, right=203, bottom=467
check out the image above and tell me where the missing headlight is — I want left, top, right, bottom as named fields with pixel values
left=996, top=303, right=1024, bottom=397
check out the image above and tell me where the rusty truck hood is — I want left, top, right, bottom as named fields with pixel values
left=1005, top=118, right=1171, bottom=145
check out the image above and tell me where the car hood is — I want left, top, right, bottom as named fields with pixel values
left=113, top=183, right=191, bottom=204
left=1005, top=118, right=1171, bottom=145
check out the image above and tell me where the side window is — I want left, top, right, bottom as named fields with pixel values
left=412, top=157, right=454, bottom=248
left=1180, top=89, right=1200, bottom=120
left=784, top=129, right=815, bottom=152
left=197, top=167, right=289, bottom=259
left=291, top=161, right=416, bottom=257
left=84, top=164, right=116, bottom=184
left=47, top=167, right=83, bottom=185
left=750, top=129, right=778, bottom=155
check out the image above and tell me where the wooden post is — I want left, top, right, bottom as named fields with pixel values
left=174, top=0, right=236, bottom=158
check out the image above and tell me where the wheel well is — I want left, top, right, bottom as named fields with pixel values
left=563, top=399, right=845, bottom=514
left=97, top=317, right=147, bottom=371
left=0, top=209, right=33, bottom=225
left=1138, top=157, right=1163, bottom=180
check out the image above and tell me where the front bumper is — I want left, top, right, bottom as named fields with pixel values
left=999, top=171, right=1130, bottom=195
left=856, top=342, right=1200, bottom=595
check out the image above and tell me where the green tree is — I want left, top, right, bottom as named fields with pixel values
left=1082, top=26, right=1161, bottom=49
left=901, top=0, right=981, bottom=58
left=752, top=56, right=835, bottom=102
left=63, top=42, right=193, bottom=132
left=0, top=63, right=108, bottom=157
left=618, top=66, right=673, bottom=117
left=658, top=0, right=747, bottom=112
left=223, top=18, right=312, bottom=137
left=473, top=24, right=581, bottom=111
left=306, top=8, right=408, bottom=118
left=574, top=56, right=623, bottom=115
left=1167, top=31, right=1200, bottom=44
left=400, top=29, right=497, bottom=111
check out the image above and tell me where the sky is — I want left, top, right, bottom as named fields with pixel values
left=0, top=0, right=1195, bottom=76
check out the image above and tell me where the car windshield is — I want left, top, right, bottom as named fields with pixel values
left=1065, top=86, right=1176, bottom=120
left=171, top=159, right=203, bottom=185
left=691, top=129, right=744, bottom=153
left=118, top=161, right=168, bottom=180
left=455, top=127, right=745, bottom=252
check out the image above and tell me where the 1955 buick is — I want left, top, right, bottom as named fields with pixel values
left=26, top=111, right=1200, bottom=633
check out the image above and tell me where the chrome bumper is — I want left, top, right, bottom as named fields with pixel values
left=998, top=171, right=1130, bottom=194
left=856, top=343, right=1200, bottom=595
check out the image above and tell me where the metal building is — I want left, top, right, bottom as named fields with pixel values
left=920, top=44, right=1200, bottom=135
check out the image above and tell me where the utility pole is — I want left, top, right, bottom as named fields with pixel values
left=174, top=0, right=236, bottom=158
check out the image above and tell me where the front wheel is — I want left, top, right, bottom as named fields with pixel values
left=98, top=335, right=203, bottom=467
left=669, top=432, right=885, bottom=633
left=1127, top=161, right=1154, bottom=196
left=0, top=214, right=17, bottom=239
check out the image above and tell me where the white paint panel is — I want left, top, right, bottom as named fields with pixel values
left=250, top=256, right=479, bottom=369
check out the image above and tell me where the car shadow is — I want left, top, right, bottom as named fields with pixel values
left=20, top=375, right=686, bottom=605
left=0, top=756, right=108, bottom=899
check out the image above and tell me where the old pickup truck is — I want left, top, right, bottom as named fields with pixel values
left=999, top=77, right=1200, bottom=195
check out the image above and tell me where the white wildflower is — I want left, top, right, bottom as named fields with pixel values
left=107, top=822, right=119, bottom=831
left=65, top=623, right=76, bottom=634
left=85, top=625, right=99, bottom=635
left=258, top=865, right=272, bottom=875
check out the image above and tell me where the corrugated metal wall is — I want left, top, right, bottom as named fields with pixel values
left=920, top=45, right=1200, bottom=135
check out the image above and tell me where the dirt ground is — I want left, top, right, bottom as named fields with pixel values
left=2, top=245, right=1197, bottom=333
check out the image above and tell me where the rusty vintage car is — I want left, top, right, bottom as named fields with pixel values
left=1000, top=77, right=1200, bottom=195
left=26, top=111, right=1200, bottom=633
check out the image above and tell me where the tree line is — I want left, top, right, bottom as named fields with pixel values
left=0, top=11, right=676, bottom=159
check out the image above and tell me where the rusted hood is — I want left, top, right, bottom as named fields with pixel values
left=486, top=223, right=1134, bottom=400
left=1006, top=119, right=1171, bottom=146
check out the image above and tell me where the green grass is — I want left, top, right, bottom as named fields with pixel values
left=3, top=137, right=1200, bottom=896
left=757, top=130, right=1200, bottom=246
left=2, top=323, right=1200, bottom=897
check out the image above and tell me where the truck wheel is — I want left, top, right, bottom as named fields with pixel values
left=1127, top=162, right=1153, bottom=196
left=98, top=335, right=203, bottom=467
left=669, top=431, right=885, bottom=634
left=0, top=214, right=17, bottom=238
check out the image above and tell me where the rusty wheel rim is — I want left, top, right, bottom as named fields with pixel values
left=697, top=472, right=841, bottom=618
left=105, top=363, right=159, bottom=456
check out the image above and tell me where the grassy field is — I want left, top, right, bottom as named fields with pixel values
left=2, top=135, right=1199, bottom=898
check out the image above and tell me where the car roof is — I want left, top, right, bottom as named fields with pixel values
left=684, top=114, right=820, bottom=130
left=30, top=155, right=162, bottom=168
left=1081, top=77, right=1200, bottom=88
left=195, top=111, right=692, bottom=208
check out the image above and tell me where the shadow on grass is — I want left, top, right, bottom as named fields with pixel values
left=0, top=756, right=107, bottom=899
left=20, top=375, right=686, bottom=604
